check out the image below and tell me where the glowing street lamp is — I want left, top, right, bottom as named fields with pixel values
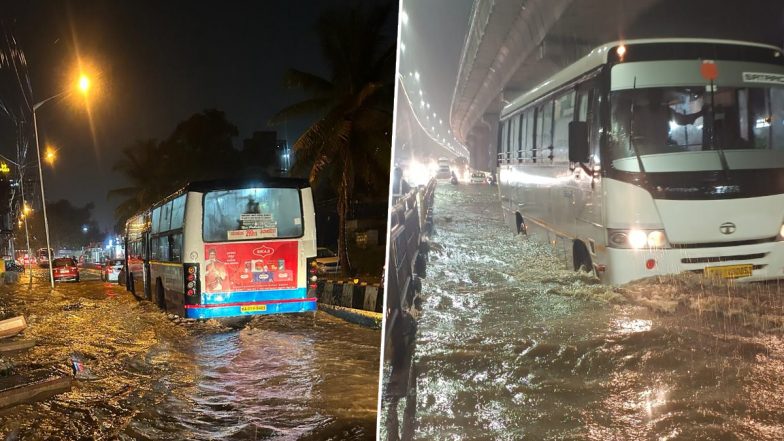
left=44, top=147, right=56, bottom=166
left=78, top=74, right=90, bottom=93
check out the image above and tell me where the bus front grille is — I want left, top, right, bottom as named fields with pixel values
left=681, top=253, right=768, bottom=264
left=671, top=237, right=777, bottom=249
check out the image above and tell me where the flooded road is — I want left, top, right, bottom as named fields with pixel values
left=399, top=183, right=784, bottom=440
left=0, top=269, right=379, bottom=440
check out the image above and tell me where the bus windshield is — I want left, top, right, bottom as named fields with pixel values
left=202, top=187, right=303, bottom=242
left=609, top=85, right=784, bottom=172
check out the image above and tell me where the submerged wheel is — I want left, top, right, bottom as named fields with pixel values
left=155, top=279, right=166, bottom=310
left=573, top=241, right=593, bottom=273
left=515, top=212, right=527, bottom=235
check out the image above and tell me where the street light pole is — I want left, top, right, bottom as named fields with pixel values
left=25, top=74, right=93, bottom=288
left=31, top=109, right=54, bottom=288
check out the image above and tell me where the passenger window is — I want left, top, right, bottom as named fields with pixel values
left=517, top=112, right=526, bottom=161
left=537, top=100, right=554, bottom=159
left=553, top=91, right=575, bottom=162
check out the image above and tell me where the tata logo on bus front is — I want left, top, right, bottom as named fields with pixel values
left=252, top=246, right=275, bottom=258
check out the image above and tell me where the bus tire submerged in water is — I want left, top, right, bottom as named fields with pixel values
left=572, top=241, right=593, bottom=273
left=155, top=278, right=166, bottom=310
left=515, top=212, right=527, bottom=235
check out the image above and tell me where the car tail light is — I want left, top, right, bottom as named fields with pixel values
left=184, top=263, right=200, bottom=305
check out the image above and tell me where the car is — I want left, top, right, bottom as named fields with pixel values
left=52, top=258, right=79, bottom=282
left=314, top=247, right=340, bottom=275
left=469, top=171, right=486, bottom=184
left=435, top=165, right=452, bottom=180
left=101, top=259, right=125, bottom=282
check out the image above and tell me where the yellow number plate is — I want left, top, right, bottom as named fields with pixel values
left=240, top=304, right=267, bottom=313
left=704, top=264, right=753, bottom=279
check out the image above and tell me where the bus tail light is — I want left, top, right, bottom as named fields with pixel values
left=184, top=263, right=200, bottom=304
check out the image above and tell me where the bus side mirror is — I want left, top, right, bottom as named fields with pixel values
left=568, top=121, right=589, bottom=163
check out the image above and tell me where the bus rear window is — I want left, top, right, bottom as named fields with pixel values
left=203, top=188, right=303, bottom=242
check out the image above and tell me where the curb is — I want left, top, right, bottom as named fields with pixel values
left=318, top=303, right=382, bottom=329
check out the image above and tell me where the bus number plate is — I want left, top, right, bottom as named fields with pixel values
left=240, top=305, right=267, bottom=313
left=704, top=264, right=753, bottom=279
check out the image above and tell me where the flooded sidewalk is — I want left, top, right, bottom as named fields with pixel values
left=386, top=183, right=784, bottom=440
left=0, top=271, right=380, bottom=440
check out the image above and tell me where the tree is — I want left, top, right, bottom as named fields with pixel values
left=270, top=1, right=395, bottom=273
left=108, top=139, right=172, bottom=232
left=108, top=110, right=242, bottom=231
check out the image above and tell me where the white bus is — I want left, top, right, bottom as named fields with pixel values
left=498, top=38, right=784, bottom=285
left=123, top=178, right=318, bottom=318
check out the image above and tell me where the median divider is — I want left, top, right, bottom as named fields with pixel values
left=314, top=279, right=383, bottom=328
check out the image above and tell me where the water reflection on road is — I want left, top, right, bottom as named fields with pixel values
left=407, top=183, right=784, bottom=440
left=0, top=269, right=379, bottom=440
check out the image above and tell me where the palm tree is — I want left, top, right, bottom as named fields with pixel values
left=271, top=1, right=395, bottom=273
left=108, top=139, right=174, bottom=231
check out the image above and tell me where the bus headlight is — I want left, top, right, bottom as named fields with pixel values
left=608, top=229, right=669, bottom=249
left=779, top=224, right=784, bottom=239
left=628, top=230, right=648, bottom=248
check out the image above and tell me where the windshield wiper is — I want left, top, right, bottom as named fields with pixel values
left=706, top=80, right=730, bottom=173
left=629, top=77, right=647, bottom=174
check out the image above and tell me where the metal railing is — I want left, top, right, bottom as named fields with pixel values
left=496, top=145, right=555, bottom=164
left=383, top=177, right=436, bottom=441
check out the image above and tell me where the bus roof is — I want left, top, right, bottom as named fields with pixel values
left=124, top=176, right=310, bottom=228
left=501, top=38, right=784, bottom=119
left=184, top=176, right=309, bottom=193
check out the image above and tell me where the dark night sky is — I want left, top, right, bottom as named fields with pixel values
left=0, top=0, right=396, bottom=231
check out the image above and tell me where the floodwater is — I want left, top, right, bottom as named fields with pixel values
left=397, top=183, right=784, bottom=440
left=0, top=269, right=379, bottom=440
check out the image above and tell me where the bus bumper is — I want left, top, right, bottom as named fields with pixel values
left=184, top=297, right=317, bottom=319
left=603, top=241, right=784, bottom=285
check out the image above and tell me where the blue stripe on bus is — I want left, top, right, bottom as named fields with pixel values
left=184, top=298, right=317, bottom=319
left=200, top=288, right=308, bottom=305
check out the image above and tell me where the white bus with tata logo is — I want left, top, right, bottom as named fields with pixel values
left=497, top=38, right=784, bottom=285
left=123, top=178, right=318, bottom=318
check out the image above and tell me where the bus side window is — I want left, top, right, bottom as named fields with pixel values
left=553, top=91, right=575, bottom=162
left=589, top=88, right=602, bottom=164
left=517, top=112, right=525, bottom=162
left=169, top=233, right=183, bottom=263
left=537, top=100, right=554, bottom=160
left=511, top=114, right=520, bottom=162
left=500, top=120, right=508, bottom=163
left=504, top=119, right=512, bottom=164
left=525, top=111, right=535, bottom=162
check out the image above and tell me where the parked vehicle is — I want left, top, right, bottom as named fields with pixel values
left=52, top=258, right=79, bottom=282
left=37, top=248, right=54, bottom=268
left=101, top=259, right=125, bottom=282
left=314, top=247, right=340, bottom=275
left=469, top=171, right=486, bottom=184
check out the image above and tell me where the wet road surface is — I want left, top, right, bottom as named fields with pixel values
left=0, top=268, right=380, bottom=440
left=394, top=183, right=784, bottom=440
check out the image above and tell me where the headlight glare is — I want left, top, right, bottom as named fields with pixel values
left=647, top=231, right=667, bottom=247
left=628, top=230, right=648, bottom=249
left=608, top=228, right=669, bottom=249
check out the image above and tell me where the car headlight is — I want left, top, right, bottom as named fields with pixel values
left=608, top=228, right=669, bottom=249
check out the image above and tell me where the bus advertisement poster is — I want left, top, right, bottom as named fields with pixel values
left=203, top=241, right=298, bottom=293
